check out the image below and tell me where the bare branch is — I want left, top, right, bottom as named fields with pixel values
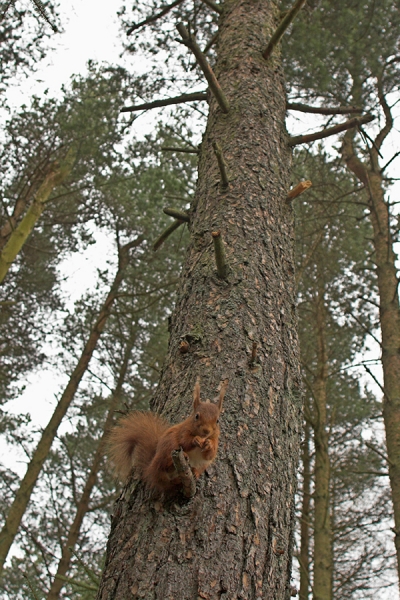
left=262, top=0, right=307, bottom=60
left=176, top=23, right=230, bottom=113
left=287, top=102, right=363, bottom=115
left=121, top=91, right=207, bottom=113
left=161, top=146, right=199, bottom=154
left=163, top=207, right=190, bottom=221
left=200, top=0, right=222, bottom=14
left=127, top=0, right=185, bottom=35
left=288, top=114, right=374, bottom=146
left=286, top=180, right=312, bottom=201
left=212, top=230, right=228, bottom=278
left=153, top=220, right=185, bottom=251
left=171, top=448, right=196, bottom=497
left=212, top=141, right=229, bottom=187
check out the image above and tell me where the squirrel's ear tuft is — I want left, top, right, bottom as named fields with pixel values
left=193, top=377, right=201, bottom=409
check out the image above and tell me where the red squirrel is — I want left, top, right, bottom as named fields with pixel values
left=109, top=378, right=228, bottom=494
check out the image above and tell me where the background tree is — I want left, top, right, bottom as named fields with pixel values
left=283, top=0, right=400, bottom=576
left=294, top=150, right=395, bottom=599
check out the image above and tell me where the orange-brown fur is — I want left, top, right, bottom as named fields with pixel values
left=109, top=378, right=228, bottom=494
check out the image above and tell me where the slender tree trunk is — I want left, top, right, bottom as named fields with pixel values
left=0, top=147, right=76, bottom=284
left=342, top=128, right=400, bottom=581
left=0, top=237, right=142, bottom=574
left=299, top=419, right=311, bottom=600
left=46, top=333, right=137, bottom=600
left=97, top=2, right=302, bottom=599
left=312, top=288, right=332, bottom=600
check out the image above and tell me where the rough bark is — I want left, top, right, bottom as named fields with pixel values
left=312, top=287, right=332, bottom=600
left=0, top=238, right=142, bottom=574
left=97, top=1, right=302, bottom=599
left=299, top=420, right=311, bottom=600
left=0, top=147, right=76, bottom=283
left=46, top=335, right=137, bottom=600
left=342, top=110, right=400, bottom=581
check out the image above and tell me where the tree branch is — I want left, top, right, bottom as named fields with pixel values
left=127, top=0, right=185, bottom=35
left=212, top=142, right=229, bottom=187
left=286, top=180, right=312, bottom=201
left=262, top=0, right=307, bottom=60
left=163, top=207, right=190, bottom=221
left=176, top=23, right=230, bottom=113
left=288, top=114, right=374, bottom=146
left=287, top=102, right=363, bottom=115
left=153, top=220, right=185, bottom=251
left=121, top=91, right=207, bottom=113
left=212, top=230, right=228, bottom=278
left=161, top=146, right=199, bottom=154
left=199, top=0, right=222, bottom=14
left=171, top=448, right=196, bottom=497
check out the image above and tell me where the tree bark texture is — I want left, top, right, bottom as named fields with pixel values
left=342, top=130, right=400, bottom=581
left=97, top=2, right=302, bottom=599
left=312, top=288, right=332, bottom=600
left=0, top=239, right=142, bottom=574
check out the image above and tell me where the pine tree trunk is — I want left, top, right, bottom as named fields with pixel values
left=97, top=1, right=302, bottom=598
left=0, top=238, right=142, bottom=574
left=342, top=130, right=400, bottom=582
left=0, top=147, right=76, bottom=284
left=312, top=288, right=332, bottom=600
left=299, top=420, right=311, bottom=600
left=46, top=334, right=137, bottom=600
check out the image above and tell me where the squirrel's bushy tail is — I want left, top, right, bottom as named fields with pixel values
left=108, top=412, right=169, bottom=481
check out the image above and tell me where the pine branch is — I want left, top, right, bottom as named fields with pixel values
left=287, top=102, right=363, bottom=115
left=161, top=146, right=199, bottom=154
left=176, top=23, right=230, bottom=113
left=163, top=207, right=190, bottom=221
left=153, top=220, right=185, bottom=251
left=212, top=142, right=229, bottom=187
left=288, top=114, right=374, bottom=146
left=127, top=0, right=185, bottom=35
left=171, top=448, right=197, bottom=497
left=262, top=0, right=307, bottom=60
left=30, top=0, right=58, bottom=33
left=121, top=91, right=207, bottom=113
left=286, top=180, right=312, bottom=201
left=200, top=0, right=222, bottom=14
left=212, top=230, right=228, bottom=278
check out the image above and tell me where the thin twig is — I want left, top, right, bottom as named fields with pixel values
left=365, top=441, right=394, bottom=467
left=127, top=0, right=185, bottom=34
left=288, top=114, right=374, bottom=146
left=262, top=0, right=307, bottom=60
left=121, top=91, right=207, bottom=113
left=161, top=146, right=199, bottom=154
left=176, top=23, right=230, bottom=113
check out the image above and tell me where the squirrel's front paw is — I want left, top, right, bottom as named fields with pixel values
left=201, top=439, right=212, bottom=452
left=193, top=436, right=204, bottom=448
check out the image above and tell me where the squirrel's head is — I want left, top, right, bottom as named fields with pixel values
left=190, top=377, right=228, bottom=437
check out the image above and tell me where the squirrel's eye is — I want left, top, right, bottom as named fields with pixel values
left=195, top=413, right=199, bottom=420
